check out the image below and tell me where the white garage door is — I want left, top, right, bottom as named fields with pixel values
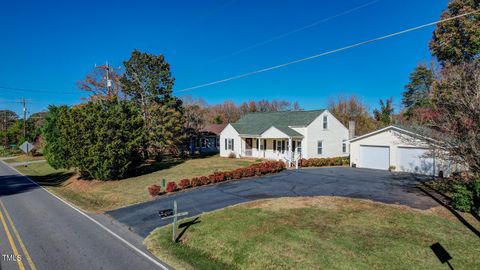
left=397, top=147, right=434, bottom=175
left=359, top=145, right=390, bottom=170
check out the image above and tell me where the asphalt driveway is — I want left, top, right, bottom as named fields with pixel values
left=107, top=167, right=438, bottom=237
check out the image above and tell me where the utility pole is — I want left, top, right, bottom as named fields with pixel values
left=22, top=97, right=27, bottom=140
left=3, top=111, right=6, bottom=148
left=105, top=61, right=112, bottom=95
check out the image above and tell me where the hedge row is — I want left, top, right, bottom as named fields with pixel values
left=300, top=157, right=349, bottom=167
left=148, top=161, right=286, bottom=197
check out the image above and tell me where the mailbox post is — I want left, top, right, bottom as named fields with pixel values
left=159, top=200, right=188, bottom=242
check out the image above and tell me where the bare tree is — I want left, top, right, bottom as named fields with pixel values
left=77, top=64, right=123, bottom=101
left=423, top=62, right=480, bottom=177
left=328, top=95, right=377, bottom=135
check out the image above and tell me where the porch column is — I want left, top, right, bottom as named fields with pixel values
left=288, top=137, right=292, bottom=167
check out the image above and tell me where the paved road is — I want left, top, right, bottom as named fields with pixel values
left=108, top=167, right=438, bottom=237
left=0, top=161, right=170, bottom=270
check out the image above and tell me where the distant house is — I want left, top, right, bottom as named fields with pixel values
left=190, top=123, right=227, bottom=154
left=220, top=110, right=350, bottom=165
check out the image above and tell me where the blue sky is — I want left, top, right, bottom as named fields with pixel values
left=0, top=0, right=448, bottom=117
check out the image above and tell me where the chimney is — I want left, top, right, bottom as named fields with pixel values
left=348, top=121, right=355, bottom=139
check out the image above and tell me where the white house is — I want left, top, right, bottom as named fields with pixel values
left=349, top=125, right=456, bottom=176
left=220, top=109, right=349, bottom=165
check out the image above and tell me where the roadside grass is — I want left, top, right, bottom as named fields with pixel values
left=144, top=196, right=480, bottom=270
left=4, top=154, right=45, bottom=163
left=14, top=155, right=254, bottom=212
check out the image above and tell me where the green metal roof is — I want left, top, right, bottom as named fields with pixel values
left=231, top=109, right=325, bottom=137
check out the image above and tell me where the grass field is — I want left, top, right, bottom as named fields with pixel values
left=15, top=156, right=254, bottom=212
left=4, top=154, right=45, bottom=163
left=145, top=196, right=480, bottom=270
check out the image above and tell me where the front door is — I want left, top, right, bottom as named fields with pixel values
left=245, top=138, right=252, bottom=156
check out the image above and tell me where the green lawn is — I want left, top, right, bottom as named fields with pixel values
left=15, top=155, right=254, bottom=212
left=145, top=196, right=480, bottom=270
left=4, top=154, right=45, bottom=163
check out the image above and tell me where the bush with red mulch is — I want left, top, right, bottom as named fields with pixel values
left=191, top=177, right=201, bottom=187
left=179, top=179, right=190, bottom=189
left=147, top=184, right=161, bottom=197
left=149, top=161, right=286, bottom=197
left=166, top=181, right=178, bottom=193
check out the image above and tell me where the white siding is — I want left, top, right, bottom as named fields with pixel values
left=219, top=124, right=241, bottom=158
left=304, top=110, right=349, bottom=158
left=349, top=127, right=456, bottom=176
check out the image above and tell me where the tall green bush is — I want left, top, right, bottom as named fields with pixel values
left=43, top=100, right=145, bottom=180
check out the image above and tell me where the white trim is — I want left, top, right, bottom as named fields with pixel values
left=348, top=125, right=434, bottom=143
left=2, top=161, right=170, bottom=270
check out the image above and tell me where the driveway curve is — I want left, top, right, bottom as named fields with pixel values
left=107, top=167, right=438, bottom=237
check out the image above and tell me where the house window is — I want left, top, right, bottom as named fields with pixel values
left=256, top=138, right=259, bottom=150
left=323, top=115, right=328, bottom=129
left=273, top=140, right=277, bottom=151
left=227, top=138, right=234, bottom=150
left=281, top=141, right=286, bottom=153
left=276, top=140, right=282, bottom=152
left=224, top=138, right=227, bottom=150
left=216, top=137, right=219, bottom=148
left=196, top=137, right=201, bottom=148
left=201, top=138, right=206, bottom=148
left=342, top=140, right=347, bottom=153
left=297, top=141, right=302, bottom=154
left=317, top=140, right=323, bottom=155
left=260, top=139, right=266, bottom=150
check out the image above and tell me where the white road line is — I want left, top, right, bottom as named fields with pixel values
left=1, top=161, right=171, bottom=270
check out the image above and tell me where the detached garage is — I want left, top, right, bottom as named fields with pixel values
left=349, top=125, right=450, bottom=176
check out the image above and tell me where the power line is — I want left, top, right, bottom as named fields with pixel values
left=177, top=10, right=479, bottom=92
left=209, top=0, right=382, bottom=62
left=0, top=86, right=80, bottom=95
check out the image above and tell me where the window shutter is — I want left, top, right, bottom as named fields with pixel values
left=282, top=141, right=285, bottom=152
left=225, top=138, right=227, bottom=150
left=273, top=140, right=276, bottom=150
left=231, top=139, right=234, bottom=151
left=263, top=139, right=266, bottom=150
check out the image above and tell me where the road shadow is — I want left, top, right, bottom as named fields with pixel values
left=176, top=217, right=201, bottom=243
left=0, top=174, right=40, bottom=196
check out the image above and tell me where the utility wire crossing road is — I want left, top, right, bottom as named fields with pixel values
left=0, top=161, right=170, bottom=270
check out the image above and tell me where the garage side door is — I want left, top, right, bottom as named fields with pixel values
left=359, top=146, right=390, bottom=170
left=397, top=147, right=433, bottom=175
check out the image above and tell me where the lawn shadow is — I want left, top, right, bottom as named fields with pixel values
left=135, top=159, right=185, bottom=176
left=176, top=217, right=201, bottom=243
left=430, top=242, right=454, bottom=270
left=34, top=171, right=75, bottom=187
left=419, top=186, right=480, bottom=238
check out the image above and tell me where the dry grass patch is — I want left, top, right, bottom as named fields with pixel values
left=15, top=155, right=254, bottom=212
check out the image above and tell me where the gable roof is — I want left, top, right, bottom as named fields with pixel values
left=200, top=123, right=228, bottom=135
left=231, top=109, right=325, bottom=136
left=348, top=125, right=435, bottom=143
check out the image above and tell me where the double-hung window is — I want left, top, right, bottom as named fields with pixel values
left=342, top=140, right=347, bottom=153
left=225, top=138, right=234, bottom=150
left=317, top=140, right=323, bottom=155
left=323, top=115, right=328, bottom=129
left=260, top=139, right=266, bottom=150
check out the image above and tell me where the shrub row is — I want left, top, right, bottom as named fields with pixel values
left=300, top=157, right=349, bottom=167
left=147, top=161, right=286, bottom=196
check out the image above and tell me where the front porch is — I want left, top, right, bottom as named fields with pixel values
left=239, top=136, right=302, bottom=166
